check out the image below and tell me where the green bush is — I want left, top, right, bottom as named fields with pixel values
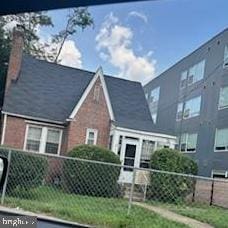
left=148, top=148, right=198, bottom=202
left=62, top=145, right=121, bottom=197
left=6, top=151, right=48, bottom=194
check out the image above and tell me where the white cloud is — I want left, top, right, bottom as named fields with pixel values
left=58, top=40, right=82, bottom=68
left=128, top=11, right=148, bottom=23
left=96, top=13, right=156, bottom=84
left=39, top=33, right=82, bottom=69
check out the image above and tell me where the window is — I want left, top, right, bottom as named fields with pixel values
left=117, top=135, right=123, bottom=156
left=86, top=129, right=98, bottom=145
left=176, top=102, right=184, bottom=120
left=180, top=133, right=197, bottom=152
left=93, top=84, right=100, bottom=102
left=145, top=92, right=148, bottom=99
left=140, top=140, right=155, bottom=168
left=188, top=60, right=205, bottom=85
left=219, top=86, right=228, bottom=109
left=180, top=70, right=188, bottom=89
left=157, top=142, right=170, bottom=150
left=25, top=125, right=62, bottom=154
left=215, top=128, right=228, bottom=151
left=109, top=135, right=113, bottom=150
left=212, top=170, right=228, bottom=179
left=45, top=129, right=61, bottom=154
left=149, top=87, right=160, bottom=123
left=184, top=96, right=201, bottom=118
left=224, top=45, right=228, bottom=68
left=26, top=126, right=42, bottom=152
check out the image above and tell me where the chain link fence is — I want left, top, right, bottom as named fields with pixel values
left=0, top=147, right=228, bottom=227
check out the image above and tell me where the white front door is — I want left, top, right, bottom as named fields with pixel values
left=119, top=139, right=139, bottom=183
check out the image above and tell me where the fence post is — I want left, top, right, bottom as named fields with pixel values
left=210, top=178, right=214, bottom=206
left=192, top=177, right=196, bottom=203
left=127, top=168, right=136, bottom=216
left=1, top=150, right=12, bottom=204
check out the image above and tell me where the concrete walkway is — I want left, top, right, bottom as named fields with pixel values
left=133, top=202, right=213, bottom=228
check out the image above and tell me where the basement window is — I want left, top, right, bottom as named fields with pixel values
left=212, top=170, right=228, bottom=179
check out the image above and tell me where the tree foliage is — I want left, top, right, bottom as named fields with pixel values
left=148, top=148, right=198, bottom=202
left=0, top=8, right=93, bottom=106
left=62, top=145, right=121, bottom=197
left=53, top=8, right=93, bottom=63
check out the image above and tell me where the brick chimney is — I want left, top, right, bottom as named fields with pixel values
left=5, top=25, right=24, bottom=93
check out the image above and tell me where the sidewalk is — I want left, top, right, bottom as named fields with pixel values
left=133, top=202, right=213, bottom=228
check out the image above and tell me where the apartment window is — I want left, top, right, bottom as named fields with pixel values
left=188, top=60, right=205, bottom=85
left=26, top=126, right=42, bottom=152
left=145, top=93, right=149, bottom=100
left=149, top=87, right=160, bottom=123
left=180, top=70, right=188, bottom=89
left=219, top=86, right=228, bottom=109
left=224, top=45, right=228, bottom=68
left=215, top=128, right=228, bottom=151
left=25, top=125, right=62, bottom=154
left=140, top=140, right=155, bottom=168
left=45, top=129, right=61, bottom=154
left=176, top=102, right=184, bottom=120
left=183, top=96, right=201, bottom=119
left=212, top=170, right=228, bottom=179
left=86, top=129, right=98, bottom=145
left=180, top=133, right=197, bottom=152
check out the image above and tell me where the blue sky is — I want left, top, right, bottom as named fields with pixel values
left=41, top=0, right=228, bottom=84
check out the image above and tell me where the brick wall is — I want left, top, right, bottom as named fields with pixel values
left=4, top=115, right=26, bottom=149
left=2, top=77, right=111, bottom=154
left=66, top=77, right=111, bottom=152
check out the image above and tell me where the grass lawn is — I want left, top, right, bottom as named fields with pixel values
left=4, top=187, right=187, bottom=228
left=150, top=201, right=228, bottom=228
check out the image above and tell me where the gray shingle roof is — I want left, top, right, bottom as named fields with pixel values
left=3, top=54, right=155, bottom=132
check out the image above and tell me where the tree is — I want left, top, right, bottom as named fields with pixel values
left=1, top=12, right=53, bottom=59
left=148, top=148, right=198, bottom=203
left=0, top=8, right=93, bottom=105
left=52, top=8, right=93, bottom=63
left=0, top=22, right=10, bottom=106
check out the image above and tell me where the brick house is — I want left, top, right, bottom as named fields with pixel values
left=1, top=26, right=176, bottom=183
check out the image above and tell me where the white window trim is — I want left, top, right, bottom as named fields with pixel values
left=223, top=45, right=228, bottom=68
left=1, top=114, right=7, bottom=145
left=214, top=128, right=228, bottom=152
left=24, top=124, right=62, bottom=155
left=218, top=105, right=228, bottom=111
left=85, top=128, right=98, bottom=145
left=211, top=170, right=228, bottom=178
left=180, top=133, right=197, bottom=154
left=218, top=87, right=228, bottom=110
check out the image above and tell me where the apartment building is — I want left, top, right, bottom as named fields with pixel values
left=144, top=28, right=228, bottom=177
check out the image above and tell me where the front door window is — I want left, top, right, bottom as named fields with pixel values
left=124, top=144, right=136, bottom=171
